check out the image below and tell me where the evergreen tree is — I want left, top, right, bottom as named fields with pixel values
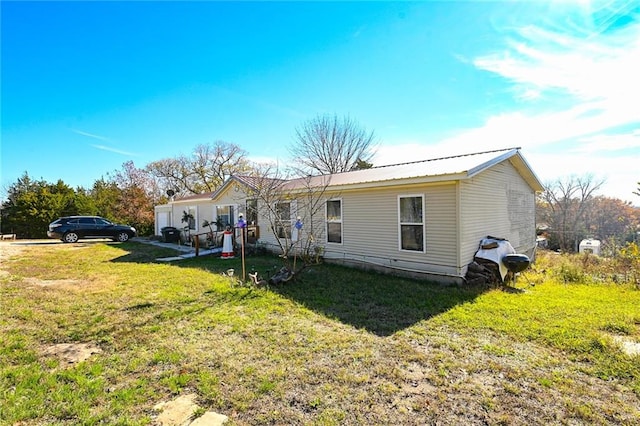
left=1, top=173, right=76, bottom=238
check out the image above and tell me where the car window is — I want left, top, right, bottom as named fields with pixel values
left=96, top=218, right=112, bottom=225
left=68, top=219, right=80, bottom=224
left=79, top=218, right=96, bottom=224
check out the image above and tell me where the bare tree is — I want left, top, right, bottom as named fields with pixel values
left=244, top=163, right=333, bottom=283
left=537, top=174, right=605, bottom=252
left=583, top=196, right=639, bottom=244
left=290, top=114, right=376, bottom=174
left=146, top=141, right=252, bottom=195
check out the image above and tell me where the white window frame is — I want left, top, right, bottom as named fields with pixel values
left=398, top=194, right=425, bottom=252
left=325, top=198, right=343, bottom=244
left=216, top=205, right=235, bottom=229
left=187, top=205, right=197, bottom=231
left=275, top=200, right=297, bottom=239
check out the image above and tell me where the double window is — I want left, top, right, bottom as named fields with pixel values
left=399, top=195, right=425, bottom=252
left=326, top=199, right=342, bottom=244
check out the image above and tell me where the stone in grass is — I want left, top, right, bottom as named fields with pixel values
left=190, top=412, right=229, bottom=426
left=612, top=336, right=640, bottom=357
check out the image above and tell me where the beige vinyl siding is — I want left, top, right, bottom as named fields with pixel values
left=167, top=202, right=216, bottom=235
left=459, top=160, right=537, bottom=266
left=425, top=184, right=459, bottom=272
left=321, top=183, right=459, bottom=276
left=212, top=186, right=249, bottom=230
left=154, top=205, right=173, bottom=235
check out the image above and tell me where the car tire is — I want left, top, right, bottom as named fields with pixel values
left=115, top=232, right=130, bottom=242
left=63, top=232, right=79, bottom=243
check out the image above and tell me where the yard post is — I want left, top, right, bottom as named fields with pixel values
left=237, top=214, right=247, bottom=282
left=293, top=217, right=303, bottom=270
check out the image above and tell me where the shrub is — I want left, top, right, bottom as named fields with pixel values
left=554, top=259, right=588, bottom=284
left=613, top=242, right=640, bottom=287
left=535, top=247, right=639, bottom=287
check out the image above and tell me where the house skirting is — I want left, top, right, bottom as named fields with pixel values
left=260, top=242, right=465, bottom=285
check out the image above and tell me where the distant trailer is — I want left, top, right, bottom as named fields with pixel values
left=579, top=238, right=601, bottom=256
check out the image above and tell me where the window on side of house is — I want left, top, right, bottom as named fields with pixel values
left=326, top=199, right=342, bottom=244
left=187, top=206, right=197, bottom=230
left=217, top=205, right=234, bottom=228
left=276, top=201, right=291, bottom=239
left=398, top=195, right=425, bottom=252
left=246, top=199, right=258, bottom=225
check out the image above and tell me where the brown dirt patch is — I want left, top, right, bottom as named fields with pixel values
left=41, top=343, right=102, bottom=365
left=22, top=277, right=83, bottom=287
left=0, top=240, right=27, bottom=261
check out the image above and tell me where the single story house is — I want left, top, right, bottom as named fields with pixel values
left=154, top=191, right=215, bottom=236
left=154, top=147, right=544, bottom=283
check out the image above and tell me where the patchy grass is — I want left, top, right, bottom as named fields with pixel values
left=0, top=242, right=639, bottom=425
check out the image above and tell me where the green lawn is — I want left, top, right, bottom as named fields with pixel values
left=1, top=242, right=639, bottom=425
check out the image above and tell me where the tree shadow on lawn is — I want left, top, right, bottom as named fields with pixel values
left=111, top=245, right=487, bottom=337
left=268, top=263, right=486, bottom=337
left=109, top=241, right=186, bottom=263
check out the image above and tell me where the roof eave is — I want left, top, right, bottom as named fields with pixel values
left=509, top=152, right=545, bottom=192
left=466, top=148, right=544, bottom=192
left=286, top=173, right=467, bottom=193
left=210, top=176, right=255, bottom=201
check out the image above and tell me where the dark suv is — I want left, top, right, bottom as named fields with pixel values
left=47, top=216, right=137, bottom=243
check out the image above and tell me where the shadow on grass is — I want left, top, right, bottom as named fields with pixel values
left=109, top=241, right=185, bottom=263
left=111, top=243, right=487, bottom=337
left=268, top=263, right=486, bottom=336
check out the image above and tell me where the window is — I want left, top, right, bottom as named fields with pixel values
left=246, top=199, right=258, bottom=225
left=276, top=202, right=291, bottom=239
left=326, top=199, right=342, bottom=244
left=186, top=206, right=197, bottom=230
left=217, top=205, right=234, bottom=228
left=399, top=195, right=424, bottom=251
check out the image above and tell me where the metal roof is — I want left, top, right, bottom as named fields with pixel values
left=211, top=148, right=544, bottom=200
left=171, top=191, right=215, bottom=202
left=281, top=148, right=543, bottom=192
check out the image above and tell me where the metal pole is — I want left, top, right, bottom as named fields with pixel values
left=241, top=227, right=246, bottom=282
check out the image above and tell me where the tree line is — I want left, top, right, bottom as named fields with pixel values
left=536, top=176, right=640, bottom=252
left=1, top=162, right=160, bottom=238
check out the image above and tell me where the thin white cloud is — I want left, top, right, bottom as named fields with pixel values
left=90, top=144, right=138, bottom=157
left=71, top=129, right=111, bottom=142
left=72, top=129, right=137, bottom=156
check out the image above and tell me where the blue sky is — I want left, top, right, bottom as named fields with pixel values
left=2, top=1, right=639, bottom=203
